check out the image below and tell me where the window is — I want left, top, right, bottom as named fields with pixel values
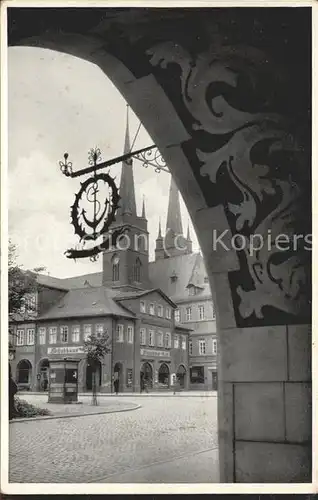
left=166, top=308, right=172, bottom=319
left=181, top=336, right=186, bottom=350
left=165, top=332, right=171, bottom=348
left=186, top=307, right=192, bottom=321
left=204, top=276, right=209, bottom=284
left=26, top=328, right=35, bottom=345
left=189, top=340, right=193, bottom=355
left=140, top=301, right=146, bottom=313
left=26, top=294, right=37, bottom=313
left=38, top=327, right=46, bottom=345
left=212, top=339, right=218, bottom=355
left=157, top=331, right=163, bottom=347
left=16, top=329, right=25, bottom=346
left=198, top=305, right=205, bottom=320
left=127, top=325, right=134, bottom=344
left=116, top=324, right=124, bottom=343
left=188, top=286, right=196, bottom=296
left=190, top=366, right=205, bottom=384
left=49, top=327, right=57, bottom=344
left=134, top=258, right=142, bottom=282
left=72, top=325, right=80, bottom=343
left=149, top=303, right=155, bottom=315
left=140, top=328, right=146, bottom=345
left=175, top=309, right=180, bottom=323
left=174, top=335, right=179, bottom=349
left=84, top=324, right=92, bottom=341
left=149, top=330, right=155, bottom=347
left=60, top=326, right=68, bottom=343
left=157, top=305, right=163, bottom=317
left=112, top=254, right=120, bottom=281
left=95, top=324, right=104, bottom=338
left=212, top=302, right=216, bottom=319
left=199, top=339, right=206, bottom=355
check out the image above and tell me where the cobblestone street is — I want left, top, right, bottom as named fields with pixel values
left=9, top=394, right=219, bottom=483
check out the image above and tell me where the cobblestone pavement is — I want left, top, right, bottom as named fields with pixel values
left=9, top=396, right=218, bottom=483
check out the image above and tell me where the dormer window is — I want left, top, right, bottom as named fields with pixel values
left=204, top=276, right=209, bottom=284
left=170, top=271, right=178, bottom=283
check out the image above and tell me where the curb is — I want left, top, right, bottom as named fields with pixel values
left=9, top=403, right=141, bottom=424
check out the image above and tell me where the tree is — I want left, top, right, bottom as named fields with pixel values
left=84, top=332, right=111, bottom=405
left=9, top=240, right=45, bottom=316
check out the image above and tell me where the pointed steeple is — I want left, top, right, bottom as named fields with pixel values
left=141, top=195, right=146, bottom=219
left=118, top=105, right=137, bottom=217
left=187, top=222, right=191, bottom=240
left=157, top=218, right=163, bottom=239
left=165, top=177, right=183, bottom=249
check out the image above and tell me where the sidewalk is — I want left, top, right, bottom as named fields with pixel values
left=18, top=390, right=217, bottom=398
left=11, top=395, right=141, bottom=423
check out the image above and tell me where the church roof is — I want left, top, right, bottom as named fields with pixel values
left=37, top=286, right=135, bottom=321
left=114, top=288, right=176, bottom=307
left=149, top=252, right=209, bottom=301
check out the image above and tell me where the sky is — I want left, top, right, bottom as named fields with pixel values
left=8, top=46, right=199, bottom=278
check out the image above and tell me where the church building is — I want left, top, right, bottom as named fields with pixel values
left=10, top=111, right=217, bottom=393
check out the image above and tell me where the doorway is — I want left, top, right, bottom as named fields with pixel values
left=86, top=360, right=102, bottom=391
left=177, top=365, right=186, bottom=388
left=140, top=362, right=153, bottom=390
left=158, top=363, right=170, bottom=388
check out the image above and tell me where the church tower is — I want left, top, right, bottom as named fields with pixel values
left=155, top=177, right=193, bottom=260
left=102, top=106, right=150, bottom=290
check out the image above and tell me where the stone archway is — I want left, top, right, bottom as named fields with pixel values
left=140, top=362, right=153, bottom=390
left=7, top=8, right=311, bottom=483
left=16, top=359, right=32, bottom=387
left=176, top=365, right=186, bottom=389
left=158, top=363, right=170, bottom=388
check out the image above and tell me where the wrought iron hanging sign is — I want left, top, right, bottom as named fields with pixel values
left=59, top=147, right=122, bottom=261
left=59, top=142, right=168, bottom=261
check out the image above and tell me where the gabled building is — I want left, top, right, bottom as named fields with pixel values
left=10, top=109, right=217, bottom=392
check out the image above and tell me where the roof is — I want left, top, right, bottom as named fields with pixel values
left=62, top=272, right=102, bottom=289
left=36, top=274, right=69, bottom=291
left=37, top=286, right=136, bottom=321
left=114, top=288, right=177, bottom=308
left=149, top=252, right=209, bottom=301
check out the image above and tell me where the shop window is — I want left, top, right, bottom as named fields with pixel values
left=190, top=366, right=205, bottom=384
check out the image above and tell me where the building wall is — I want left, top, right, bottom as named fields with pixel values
left=175, top=295, right=218, bottom=390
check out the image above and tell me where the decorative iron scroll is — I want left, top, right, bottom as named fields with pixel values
left=59, top=144, right=169, bottom=261
left=132, top=147, right=169, bottom=173
left=60, top=148, right=123, bottom=261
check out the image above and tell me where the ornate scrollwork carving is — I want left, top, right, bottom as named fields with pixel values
left=147, top=41, right=310, bottom=322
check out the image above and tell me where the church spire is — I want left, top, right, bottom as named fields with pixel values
left=187, top=222, right=191, bottom=240
left=141, top=195, right=146, bottom=219
left=165, top=177, right=183, bottom=248
left=117, top=105, right=137, bottom=217
left=157, top=218, right=163, bottom=239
